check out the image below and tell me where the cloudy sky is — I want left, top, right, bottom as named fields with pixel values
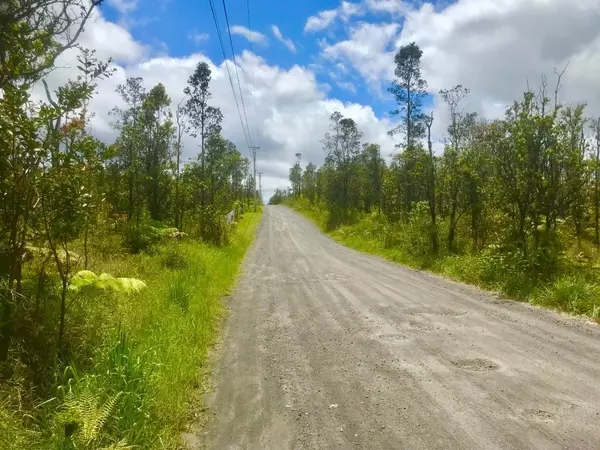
left=46, top=0, right=600, bottom=199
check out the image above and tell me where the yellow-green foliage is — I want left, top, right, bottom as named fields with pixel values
left=69, top=270, right=147, bottom=294
left=1, top=211, right=262, bottom=449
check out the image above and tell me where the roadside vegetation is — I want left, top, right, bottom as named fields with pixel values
left=275, top=42, right=600, bottom=323
left=1, top=1, right=261, bottom=447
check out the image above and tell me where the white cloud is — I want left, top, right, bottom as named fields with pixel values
left=304, top=1, right=365, bottom=33
left=188, top=31, right=209, bottom=45
left=107, top=0, right=138, bottom=14
left=271, top=25, right=297, bottom=53
left=336, top=81, right=357, bottom=93
left=321, top=22, right=399, bottom=88
left=37, top=10, right=397, bottom=201
left=77, top=9, right=147, bottom=64
left=318, top=0, right=600, bottom=146
left=305, top=9, right=338, bottom=33
left=396, top=0, right=600, bottom=141
left=340, top=1, right=364, bottom=20
left=365, top=0, right=411, bottom=14
left=230, top=25, right=268, bottom=45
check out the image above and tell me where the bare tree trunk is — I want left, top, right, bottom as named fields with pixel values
left=58, top=276, right=68, bottom=353
left=128, top=153, right=134, bottom=222
left=84, top=219, right=89, bottom=269
left=0, top=296, right=12, bottom=362
left=426, top=113, right=438, bottom=254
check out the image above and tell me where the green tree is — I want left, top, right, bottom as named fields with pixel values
left=322, top=113, right=362, bottom=225
left=388, top=42, right=427, bottom=149
left=591, top=118, right=600, bottom=246
left=303, top=162, right=318, bottom=204
left=173, top=103, right=188, bottom=230
left=140, top=83, right=173, bottom=221
left=289, top=153, right=303, bottom=198
left=0, top=0, right=100, bottom=89
left=424, top=114, right=438, bottom=253
left=184, top=62, right=223, bottom=167
left=359, top=143, right=385, bottom=214
left=439, top=85, right=476, bottom=252
left=110, top=77, right=146, bottom=222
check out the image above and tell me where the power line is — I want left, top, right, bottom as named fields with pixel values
left=250, top=145, right=259, bottom=212
left=221, top=0, right=253, bottom=146
left=246, top=0, right=260, bottom=146
left=207, top=0, right=251, bottom=147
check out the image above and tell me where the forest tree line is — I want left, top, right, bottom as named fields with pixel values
left=0, top=0, right=258, bottom=378
left=278, top=43, right=600, bottom=307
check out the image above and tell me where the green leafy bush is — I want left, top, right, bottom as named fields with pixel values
left=161, top=245, right=189, bottom=270
left=123, top=223, right=160, bottom=254
left=123, top=222, right=180, bottom=254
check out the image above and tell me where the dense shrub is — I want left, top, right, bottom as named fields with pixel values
left=161, top=245, right=190, bottom=270
left=124, top=222, right=179, bottom=254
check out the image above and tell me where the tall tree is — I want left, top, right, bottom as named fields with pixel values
left=184, top=62, right=223, bottom=239
left=327, top=116, right=362, bottom=211
left=184, top=62, right=223, bottom=168
left=439, top=85, right=476, bottom=252
left=173, top=103, right=188, bottom=230
left=424, top=113, right=438, bottom=253
left=592, top=118, right=600, bottom=246
left=388, top=42, right=428, bottom=149
left=303, top=162, right=318, bottom=204
left=111, top=77, right=146, bottom=222
left=360, top=143, right=385, bottom=214
left=289, top=160, right=303, bottom=198
left=140, top=83, right=172, bottom=221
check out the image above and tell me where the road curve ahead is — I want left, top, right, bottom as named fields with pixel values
left=199, top=206, right=600, bottom=450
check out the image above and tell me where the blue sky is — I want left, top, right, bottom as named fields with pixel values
left=68, top=0, right=600, bottom=197
left=103, top=0, right=408, bottom=118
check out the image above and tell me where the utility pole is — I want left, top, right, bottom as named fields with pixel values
left=294, top=153, right=302, bottom=198
left=249, top=145, right=259, bottom=212
left=258, top=172, right=263, bottom=203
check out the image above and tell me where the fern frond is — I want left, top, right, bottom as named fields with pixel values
left=58, top=388, right=124, bottom=448
left=100, top=439, right=134, bottom=450
left=86, top=392, right=122, bottom=445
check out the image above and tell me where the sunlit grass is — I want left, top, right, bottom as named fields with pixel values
left=533, top=277, right=600, bottom=319
left=0, top=210, right=262, bottom=449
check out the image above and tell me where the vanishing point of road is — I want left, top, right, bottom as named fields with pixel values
left=193, top=205, right=600, bottom=449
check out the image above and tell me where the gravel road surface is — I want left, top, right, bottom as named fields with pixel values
left=195, top=205, right=600, bottom=449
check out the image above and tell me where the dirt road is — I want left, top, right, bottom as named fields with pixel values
left=197, top=205, right=600, bottom=449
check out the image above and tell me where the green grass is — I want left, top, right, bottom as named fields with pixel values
left=286, top=198, right=600, bottom=323
left=0, top=210, right=262, bottom=449
left=533, top=277, right=600, bottom=319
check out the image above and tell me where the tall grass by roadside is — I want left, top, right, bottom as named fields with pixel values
left=0, top=211, right=262, bottom=449
left=533, top=278, right=600, bottom=319
left=286, top=198, right=600, bottom=323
